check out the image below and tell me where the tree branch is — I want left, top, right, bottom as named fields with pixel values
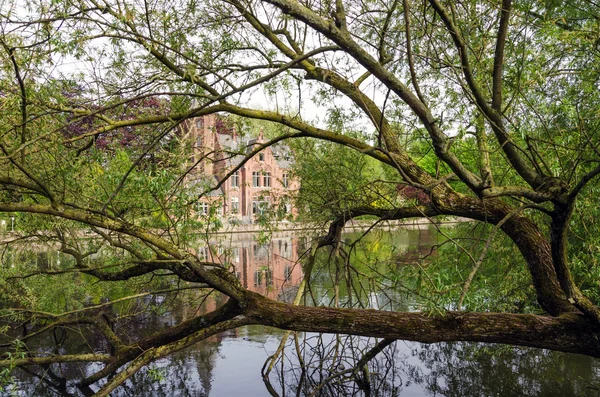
left=492, top=0, right=512, bottom=112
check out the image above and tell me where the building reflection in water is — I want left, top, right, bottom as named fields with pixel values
left=194, top=231, right=304, bottom=305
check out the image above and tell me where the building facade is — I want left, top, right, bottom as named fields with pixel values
left=183, top=114, right=299, bottom=224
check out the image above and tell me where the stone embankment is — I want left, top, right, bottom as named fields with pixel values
left=214, top=217, right=467, bottom=235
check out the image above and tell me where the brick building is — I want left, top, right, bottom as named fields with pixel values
left=182, top=114, right=299, bottom=224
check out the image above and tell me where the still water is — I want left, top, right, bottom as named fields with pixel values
left=4, top=227, right=600, bottom=396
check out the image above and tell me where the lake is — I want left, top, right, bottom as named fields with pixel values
left=3, top=226, right=600, bottom=396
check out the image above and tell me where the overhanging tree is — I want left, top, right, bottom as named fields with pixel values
left=1, top=0, right=600, bottom=394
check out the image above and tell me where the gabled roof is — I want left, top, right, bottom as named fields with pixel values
left=272, top=143, right=293, bottom=168
left=188, top=174, right=225, bottom=196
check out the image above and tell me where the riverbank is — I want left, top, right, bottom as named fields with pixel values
left=212, top=217, right=468, bottom=235
left=0, top=217, right=467, bottom=244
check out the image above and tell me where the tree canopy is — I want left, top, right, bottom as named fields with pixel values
left=1, top=0, right=600, bottom=394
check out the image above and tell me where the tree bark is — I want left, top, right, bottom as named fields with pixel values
left=244, top=293, right=600, bottom=358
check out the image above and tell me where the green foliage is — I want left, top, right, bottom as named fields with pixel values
left=0, top=339, right=25, bottom=393
left=383, top=222, right=541, bottom=313
left=0, top=1, right=600, bottom=392
left=292, top=135, right=398, bottom=222
left=568, top=184, right=600, bottom=304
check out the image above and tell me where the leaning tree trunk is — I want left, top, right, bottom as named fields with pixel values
left=239, top=291, right=600, bottom=357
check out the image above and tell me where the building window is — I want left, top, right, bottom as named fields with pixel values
left=196, top=118, right=204, bottom=129
left=198, top=202, right=209, bottom=215
left=253, top=244, right=268, bottom=259
left=231, top=171, right=240, bottom=187
left=265, top=269, right=273, bottom=287
left=197, top=135, right=203, bottom=147
left=253, top=201, right=266, bottom=215
left=282, top=173, right=289, bottom=188
left=252, top=171, right=260, bottom=187
left=198, top=246, right=208, bottom=260
left=281, top=240, right=291, bottom=258
left=231, top=196, right=239, bottom=214
left=253, top=200, right=269, bottom=215
left=259, top=153, right=265, bottom=162
left=263, top=172, right=271, bottom=188
left=254, top=270, right=263, bottom=286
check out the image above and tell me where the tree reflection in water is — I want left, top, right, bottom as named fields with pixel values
left=261, top=334, right=600, bottom=397
left=9, top=333, right=599, bottom=396
left=409, top=342, right=600, bottom=397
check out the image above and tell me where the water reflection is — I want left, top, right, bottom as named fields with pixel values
left=221, top=233, right=303, bottom=303
left=409, top=342, right=600, bottom=397
left=11, top=334, right=600, bottom=396
left=3, top=227, right=600, bottom=396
